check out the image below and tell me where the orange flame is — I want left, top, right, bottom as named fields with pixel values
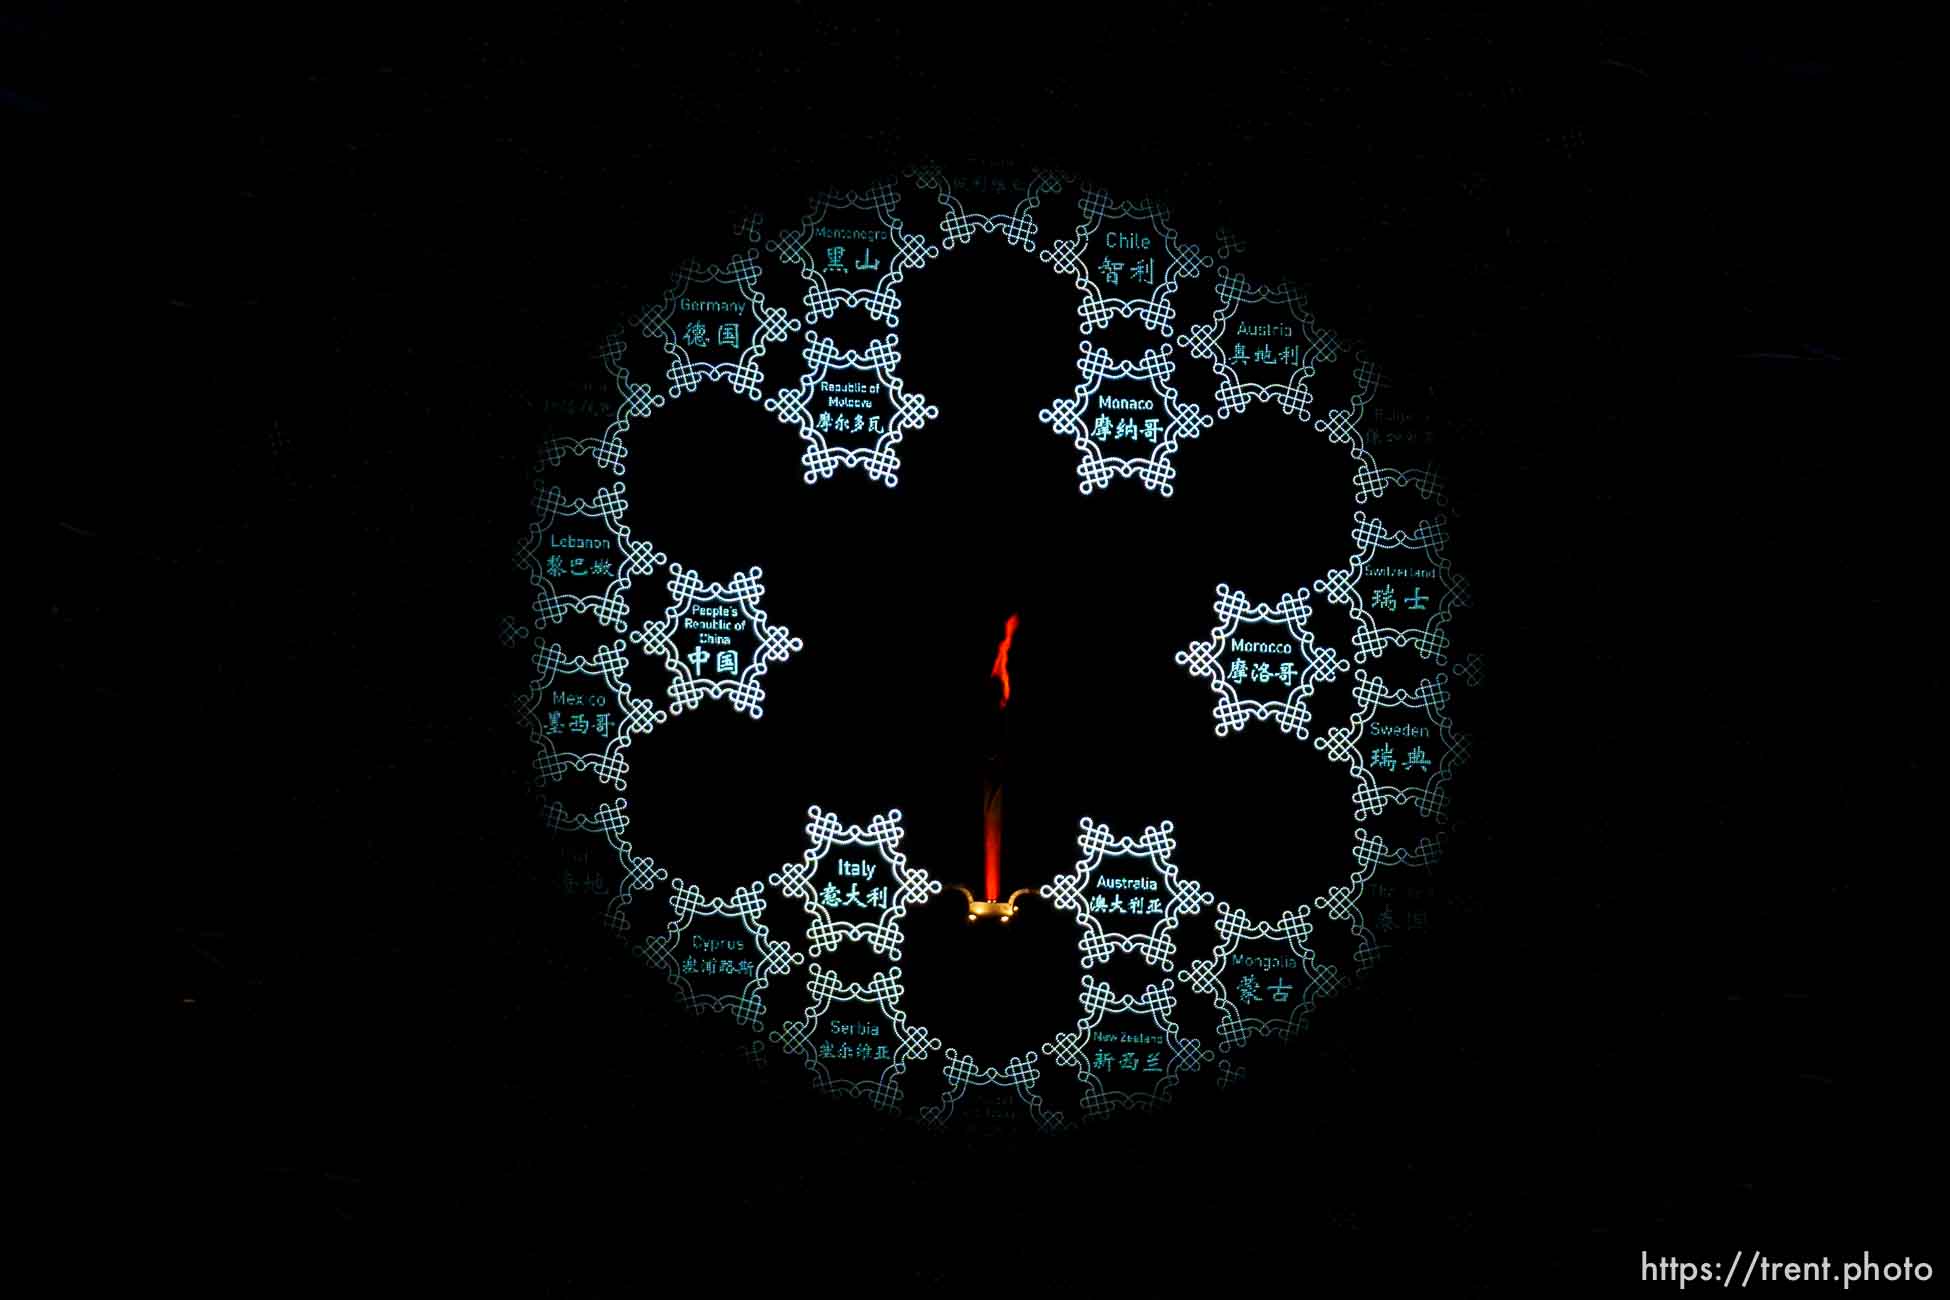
left=990, top=613, right=1019, bottom=708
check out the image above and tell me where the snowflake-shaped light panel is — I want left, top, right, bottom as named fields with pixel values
left=766, top=181, right=937, bottom=327
left=1315, top=511, right=1470, bottom=664
left=1037, top=342, right=1212, bottom=496
left=1176, top=270, right=1341, bottom=421
left=635, top=878, right=801, bottom=1032
left=765, top=805, right=944, bottom=1113
left=631, top=250, right=802, bottom=401
left=1041, top=185, right=1209, bottom=337
left=1043, top=976, right=1209, bottom=1122
left=1176, top=583, right=1350, bottom=739
left=630, top=563, right=802, bottom=719
left=1041, top=818, right=1215, bottom=972
left=764, top=333, right=938, bottom=487
left=909, top=162, right=1074, bottom=254
left=1313, top=669, right=1471, bottom=821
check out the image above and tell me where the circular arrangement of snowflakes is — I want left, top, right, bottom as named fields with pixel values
left=507, top=165, right=1479, bottom=1134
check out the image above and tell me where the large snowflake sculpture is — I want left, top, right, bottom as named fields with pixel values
left=508, top=165, right=1477, bottom=1134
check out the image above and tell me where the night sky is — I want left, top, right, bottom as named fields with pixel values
left=51, top=6, right=1920, bottom=1290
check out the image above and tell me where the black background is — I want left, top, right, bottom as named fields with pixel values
left=49, top=4, right=1924, bottom=1290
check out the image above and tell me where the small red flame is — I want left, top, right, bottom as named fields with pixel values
left=990, top=613, right=1019, bottom=709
